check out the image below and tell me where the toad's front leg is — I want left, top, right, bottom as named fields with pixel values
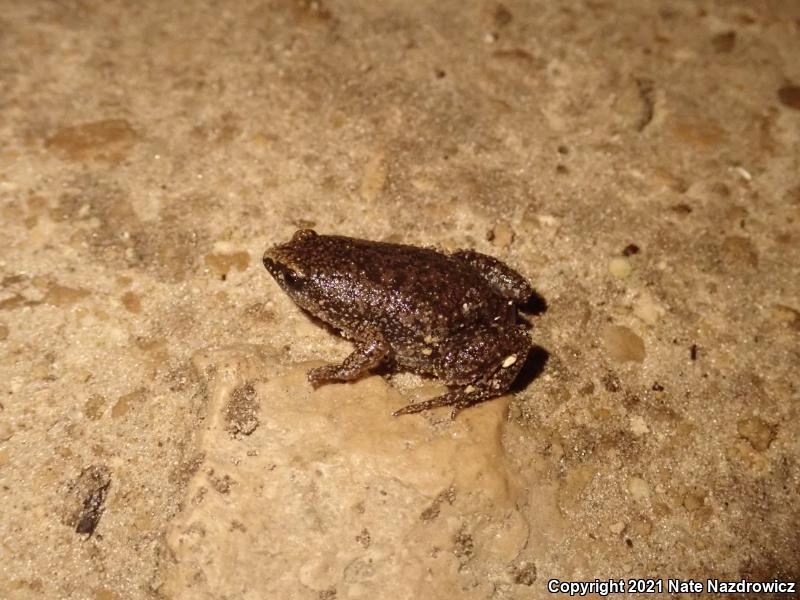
left=307, top=334, right=391, bottom=387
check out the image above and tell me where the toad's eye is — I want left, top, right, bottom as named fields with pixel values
left=283, top=270, right=303, bottom=288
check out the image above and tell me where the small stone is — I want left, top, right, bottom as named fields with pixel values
left=84, top=395, right=106, bottom=421
left=112, top=389, right=146, bottom=419
left=726, top=440, right=769, bottom=471
left=121, top=291, right=142, bottom=313
left=651, top=168, right=689, bottom=192
left=493, top=4, right=513, bottom=27
left=609, top=521, right=625, bottom=535
left=225, top=383, right=260, bottom=438
left=627, top=477, right=650, bottom=500
left=111, top=397, right=131, bottom=418
left=360, top=152, right=388, bottom=201
left=410, top=177, right=435, bottom=192
left=711, top=31, right=736, bottom=53
left=721, top=236, right=758, bottom=267
left=207, top=469, right=235, bottom=494
left=94, top=588, right=119, bottom=600
left=488, top=222, right=515, bottom=247
left=602, top=325, right=646, bottom=362
left=601, top=371, right=621, bottom=392
left=682, top=489, right=705, bottom=512
left=777, top=85, right=800, bottom=110
left=204, top=252, right=251, bottom=280
left=670, top=202, right=693, bottom=215
left=629, top=415, right=649, bottom=436
left=43, top=283, right=91, bottom=306
left=510, top=561, right=537, bottom=586
left=633, top=295, right=665, bottom=325
left=737, top=416, right=776, bottom=451
left=672, top=121, right=725, bottom=148
left=609, top=257, right=632, bottom=279
left=786, top=184, right=800, bottom=205
left=66, top=466, right=112, bottom=535
left=45, top=119, right=138, bottom=162
left=733, top=166, right=752, bottom=182
left=594, top=407, right=612, bottom=419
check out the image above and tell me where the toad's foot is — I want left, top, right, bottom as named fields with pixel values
left=307, top=336, right=390, bottom=387
left=392, top=385, right=495, bottom=420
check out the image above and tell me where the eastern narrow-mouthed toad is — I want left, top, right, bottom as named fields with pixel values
left=263, top=229, right=534, bottom=418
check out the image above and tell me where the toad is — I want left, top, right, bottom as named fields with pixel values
left=263, top=229, right=534, bottom=418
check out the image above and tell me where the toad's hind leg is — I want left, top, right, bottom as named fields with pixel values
left=393, top=326, right=529, bottom=419
left=450, top=249, right=533, bottom=305
left=308, top=335, right=391, bottom=387
left=392, top=386, right=494, bottom=419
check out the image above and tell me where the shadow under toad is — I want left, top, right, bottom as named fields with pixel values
left=520, top=289, right=547, bottom=316
left=513, top=288, right=549, bottom=391
left=511, top=345, right=549, bottom=393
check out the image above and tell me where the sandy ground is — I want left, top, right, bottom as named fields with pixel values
left=1, top=1, right=799, bottom=598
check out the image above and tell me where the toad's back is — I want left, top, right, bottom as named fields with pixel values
left=267, top=233, right=512, bottom=342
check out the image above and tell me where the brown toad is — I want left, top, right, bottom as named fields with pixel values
left=263, top=229, right=534, bottom=418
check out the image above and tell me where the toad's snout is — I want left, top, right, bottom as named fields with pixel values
left=262, top=250, right=280, bottom=278
left=262, top=250, right=276, bottom=268
left=262, top=243, right=292, bottom=274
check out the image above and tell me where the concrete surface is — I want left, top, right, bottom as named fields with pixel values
left=1, top=0, right=799, bottom=598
